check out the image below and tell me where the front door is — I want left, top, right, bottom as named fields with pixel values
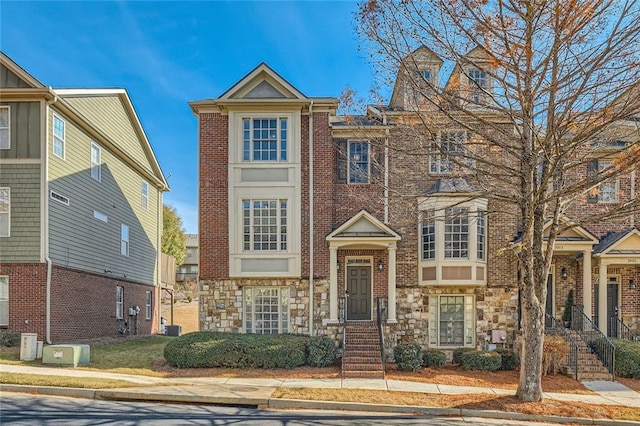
left=595, top=281, right=619, bottom=337
left=346, top=266, right=371, bottom=320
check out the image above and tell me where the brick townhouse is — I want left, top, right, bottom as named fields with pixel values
left=190, top=48, right=640, bottom=376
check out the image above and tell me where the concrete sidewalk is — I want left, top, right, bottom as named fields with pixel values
left=1, top=364, right=639, bottom=424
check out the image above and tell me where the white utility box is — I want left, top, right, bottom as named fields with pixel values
left=20, top=333, right=38, bottom=361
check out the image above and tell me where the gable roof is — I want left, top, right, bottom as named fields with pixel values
left=0, top=51, right=46, bottom=89
left=189, top=63, right=338, bottom=114
left=54, top=89, right=168, bottom=191
left=594, top=228, right=640, bottom=255
left=327, top=210, right=401, bottom=241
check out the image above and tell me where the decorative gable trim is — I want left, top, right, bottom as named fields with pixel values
left=219, top=63, right=307, bottom=100
left=327, top=210, right=401, bottom=241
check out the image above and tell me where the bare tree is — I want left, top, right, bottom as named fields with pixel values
left=356, top=0, right=640, bottom=401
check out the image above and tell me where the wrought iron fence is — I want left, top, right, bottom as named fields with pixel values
left=611, top=316, right=640, bottom=342
left=375, top=297, right=387, bottom=372
left=544, top=313, right=578, bottom=379
left=571, top=305, right=615, bottom=380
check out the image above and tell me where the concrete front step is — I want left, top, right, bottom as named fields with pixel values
left=343, top=371, right=385, bottom=379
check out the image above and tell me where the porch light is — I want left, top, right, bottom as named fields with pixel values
left=561, top=267, right=568, bottom=280
left=336, top=261, right=340, bottom=271
left=630, top=279, right=636, bottom=290
left=378, top=260, right=384, bottom=272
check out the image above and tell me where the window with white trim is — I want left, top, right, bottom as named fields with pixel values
left=468, top=68, right=490, bottom=103
left=0, top=106, right=10, bottom=150
left=145, top=291, right=152, bottom=320
left=242, top=199, right=287, bottom=252
left=141, top=181, right=149, bottom=210
left=0, top=276, right=8, bottom=326
left=121, top=224, right=129, bottom=256
left=53, top=114, right=65, bottom=158
left=348, top=141, right=370, bottom=184
left=421, top=210, right=436, bottom=260
left=93, top=210, right=108, bottom=222
left=116, top=286, right=124, bottom=319
left=476, top=211, right=486, bottom=261
left=429, top=295, right=475, bottom=347
left=244, top=287, right=290, bottom=334
left=430, top=131, right=470, bottom=174
left=90, top=143, right=101, bottom=181
left=0, top=188, right=9, bottom=237
left=588, top=159, right=618, bottom=203
left=444, top=208, right=469, bottom=259
left=50, top=191, right=69, bottom=206
left=243, top=117, right=287, bottom=162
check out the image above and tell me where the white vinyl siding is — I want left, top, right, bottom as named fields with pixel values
left=0, top=276, right=8, bottom=326
left=90, top=143, right=101, bottom=181
left=0, top=187, right=10, bottom=237
left=53, top=114, right=65, bottom=159
left=429, top=295, right=475, bottom=347
left=0, top=106, right=10, bottom=150
left=243, top=287, right=290, bottom=334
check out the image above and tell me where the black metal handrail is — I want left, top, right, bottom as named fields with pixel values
left=611, top=316, right=640, bottom=342
left=375, top=297, right=386, bottom=374
left=340, top=296, right=347, bottom=378
left=571, top=305, right=615, bottom=380
left=545, top=313, right=578, bottom=379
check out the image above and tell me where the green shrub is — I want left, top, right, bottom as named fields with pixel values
left=452, top=347, right=475, bottom=365
left=0, top=330, right=20, bottom=347
left=307, top=335, right=336, bottom=367
left=163, top=332, right=308, bottom=369
left=393, top=342, right=423, bottom=371
left=611, top=338, right=640, bottom=379
left=495, top=348, right=520, bottom=371
left=461, top=350, right=502, bottom=371
left=422, top=349, right=447, bottom=368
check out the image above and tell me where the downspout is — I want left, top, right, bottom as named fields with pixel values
left=308, top=101, right=314, bottom=336
left=383, top=113, right=389, bottom=224
left=44, top=89, right=58, bottom=344
left=157, top=184, right=163, bottom=332
left=631, top=169, right=636, bottom=228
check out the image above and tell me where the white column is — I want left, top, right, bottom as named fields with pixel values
left=387, top=246, right=397, bottom=323
left=582, top=250, right=592, bottom=319
left=329, top=246, right=338, bottom=322
left=598, top=261, right=608, bottom=331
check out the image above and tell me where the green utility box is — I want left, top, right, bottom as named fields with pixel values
left=42, top=344, right=90, bottom=367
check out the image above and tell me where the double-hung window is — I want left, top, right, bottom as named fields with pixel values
left=0, top=106, right=10, bottom=150
left=244, top=287, right=290, bottom=334
left=429, top=295, right=475, bottom=347
left=145, top=291, right=152, bottom=320
left=243, top=117, right=287, bottom=161
left=141, top=181, right=149, bottom=210
left=476, top=211, right=486, bottom=261
left=0, top=187, right=9, bottom=237
left=348, top=141, right=370, bottom=184
left=468, top=68, right=489, bottom=103
left=116, top=286, right=124, bottom=319
left=243, top=199, right=287, bottom=252
left=430, top=132, right=469, bottom=174
left=421, top=210, right=436, bottom=260
left=121, top=224, right=129, bottom=256
left=588, top=159, right=618, bottom=203
left=444, top=208, right=469, bottom=259
left=0, top=276, right=8, bottom=326
left=53, top=115, right=65, bottom=158
left=91, top=143, right=101, bottom=181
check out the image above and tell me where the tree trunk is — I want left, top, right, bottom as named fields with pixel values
left=516, top=286, right=545, bottom=402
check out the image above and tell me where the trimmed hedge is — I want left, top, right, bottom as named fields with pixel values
left=307, top=335, right=336, bottom=367
left=393, top=342, right=423, bottom=371
left=164, top=332, right=308, bottom=369
left=452, top=347, right=475, bottom=365
left=461, top=350, right=502, bottom=371
left=0, top=330, right=20, bottom=347
left=495, top=348, right=520, bottom=371
left=611, top=338, right=640, bottom=379
left=422, top=349, right=447, bottom=368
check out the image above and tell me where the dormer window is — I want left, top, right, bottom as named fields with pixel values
left=468, top=69, right=490, bottom=103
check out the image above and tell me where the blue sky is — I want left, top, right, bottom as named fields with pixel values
left=1, top=1, right=378, bottom=233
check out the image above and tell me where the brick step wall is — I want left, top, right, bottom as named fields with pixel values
left=342, top=321, right=384, bottom=379
left=562, top=329, right=614, bottom=380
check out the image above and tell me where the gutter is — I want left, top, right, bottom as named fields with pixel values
left=308, top=101, right=314, bottom=336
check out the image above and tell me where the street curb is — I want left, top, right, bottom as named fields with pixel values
left=0, top=384, right=96, bottom=400
left=94, top=389, right=267, bottom=406
left=268, top=398, right=640, bottom=425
